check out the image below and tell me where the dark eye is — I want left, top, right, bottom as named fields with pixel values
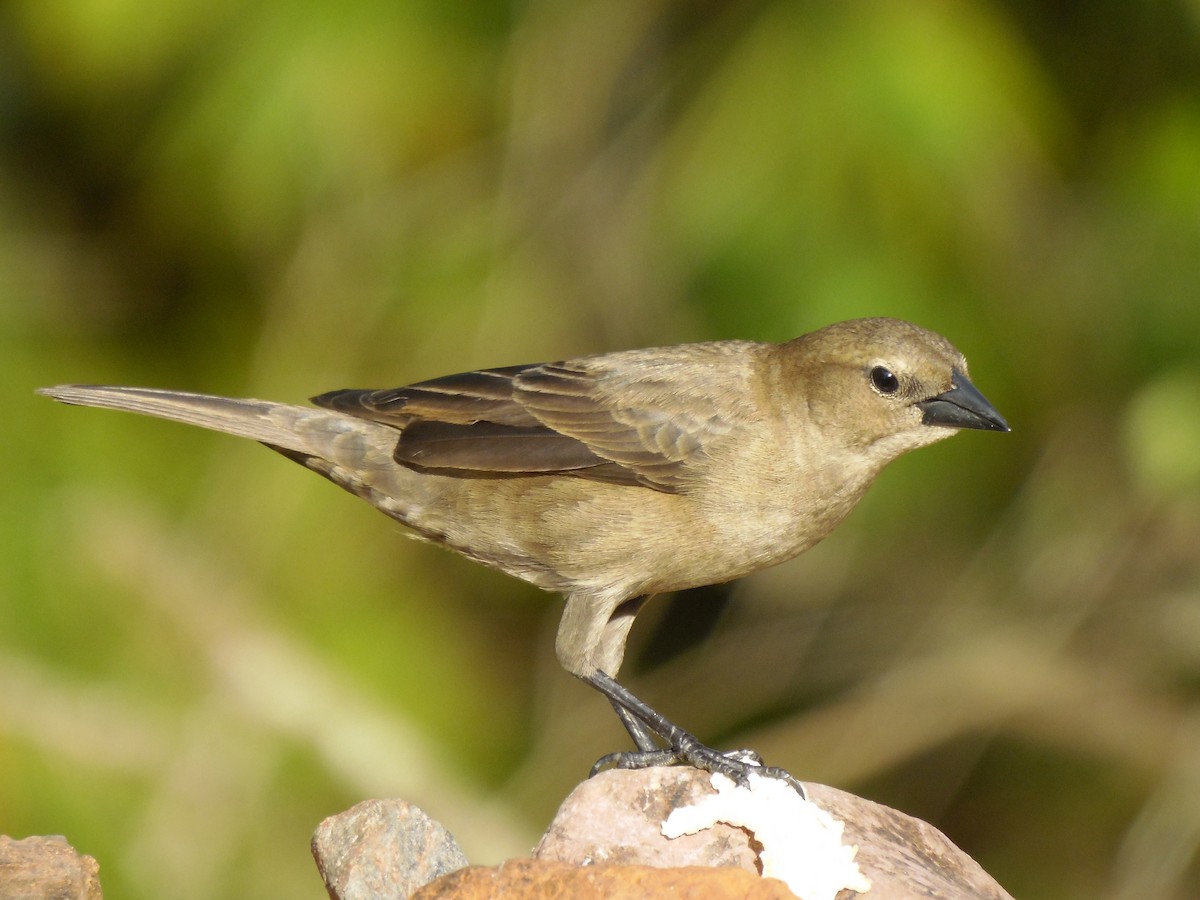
left=870, top=366, right=900, bottom=395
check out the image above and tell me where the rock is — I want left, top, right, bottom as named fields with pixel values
left=312, top=799, right=468, bottom=900
left=806, top=782, right=1014, bottom=900
left=412, top=858, right=796, bottom=899
left=538, top=768, right=1014, bottom=900
left=0, top=835, right=103, bottom=900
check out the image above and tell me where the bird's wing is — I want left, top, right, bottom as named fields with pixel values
left=314, top=365, right=541, bottom=427
left=311, top=346, right=755, bottom=493
left=509, top=359, right=738, bottom=491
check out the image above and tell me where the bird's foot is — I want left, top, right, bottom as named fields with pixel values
left=582, top=669, right=805, bottom=797
left=590, top=739, right=806, bottom=798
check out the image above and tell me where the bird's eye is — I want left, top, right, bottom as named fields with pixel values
left=869, top=366, right=900, bottom=395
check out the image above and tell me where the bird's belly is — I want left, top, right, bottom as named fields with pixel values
left=539, top=479, right=861, bottom=599
left=370, top=467, right=863, bottom=601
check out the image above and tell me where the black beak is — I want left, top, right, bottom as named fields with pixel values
left=916, top=369, right=1010, bottom=432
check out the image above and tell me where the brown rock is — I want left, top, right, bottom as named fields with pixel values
left=534, top=768, right=1013, bottom=900
left=412, top=858, right=796, bottom=899
left=312, top=799, right=468, bottom=900
left=0, top=835, right=103, bottom=900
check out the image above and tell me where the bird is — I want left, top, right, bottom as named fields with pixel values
left=39, top=316, right=1008, bottom=789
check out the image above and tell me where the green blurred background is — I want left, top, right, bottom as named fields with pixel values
left=3, top=1, right=1199, bottom=897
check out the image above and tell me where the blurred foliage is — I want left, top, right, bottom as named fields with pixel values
left=3, top=1, right=1199, bottom=897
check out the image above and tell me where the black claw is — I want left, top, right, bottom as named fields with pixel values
left=756, top=765, right=808, bottom=798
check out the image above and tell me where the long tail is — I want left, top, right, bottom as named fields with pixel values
left=37, top=385, right=332, bottom=455
left=39, top=384, right=568, bottom=593
left=37, top=382, right=430, bottom=521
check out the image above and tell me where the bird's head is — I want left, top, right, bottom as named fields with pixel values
left=785, top=317, right=1009, bottom=464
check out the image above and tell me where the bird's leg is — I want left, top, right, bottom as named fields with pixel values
left=584, top=670, right=805, bottom=797
left=589, top=595, right=661, bottom=753
left=607, top=705, right=764, bottom=767
left=610, top=701, right=661, bottom=752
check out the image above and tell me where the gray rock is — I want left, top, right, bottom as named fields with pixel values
left=312, top=799, right=468, bottom=900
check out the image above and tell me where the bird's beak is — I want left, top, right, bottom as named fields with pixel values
left=916, top=369, right=1010, bottom=432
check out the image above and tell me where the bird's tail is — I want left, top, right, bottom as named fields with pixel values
left=37, top=385, right=344, bottom=457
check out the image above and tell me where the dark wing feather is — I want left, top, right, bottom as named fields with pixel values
left=312, top=344, right=754, bottom=493
left=313, top=365, right=541, bottom=427
left=393, top=420, right=606, bottom=473
left=313, top=364, right=616, bottom=481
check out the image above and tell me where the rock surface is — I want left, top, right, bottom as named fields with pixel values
left=312, top=799, right=469, bottom=900
left=534, top=769, right=1013, bottom=900
left=536, top=765, right=760, bottom=870
left=412, top=858, right=795, bottom=899
left=0, top=835, right=103, bottom=900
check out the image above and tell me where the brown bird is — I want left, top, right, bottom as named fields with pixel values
left=39, top=317, right=1008, bottom=788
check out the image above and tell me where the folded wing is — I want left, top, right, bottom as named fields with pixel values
left=311, top=346, right=753, bottom=493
